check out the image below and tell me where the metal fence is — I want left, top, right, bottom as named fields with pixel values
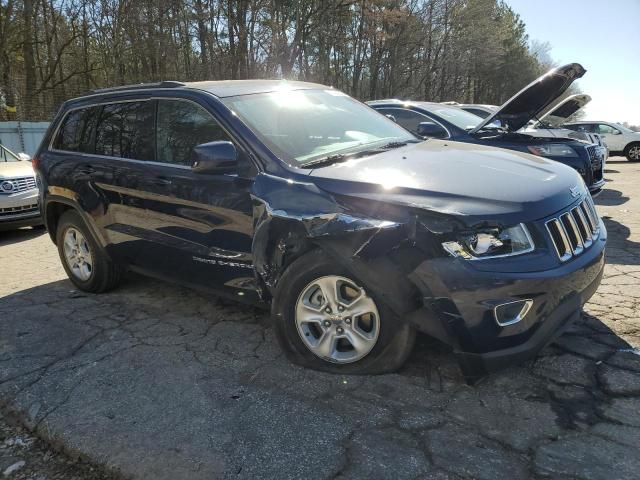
left=1, top=74, right=75, bottom=156
left=0, top=122, right=50, bottom=156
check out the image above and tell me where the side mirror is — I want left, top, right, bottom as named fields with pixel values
left=385, top=114, right=397, bottom=123
left=17, top=152, right=31, bottom=162
left=191, top=141, right=237, bottom=174
left=417, top=122, right=448, bottom=139
left=612, top=130, right=622, bottom=135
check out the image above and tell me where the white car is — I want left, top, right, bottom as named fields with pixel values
left=0, top=145, right=41, bottom=230
left=563, top=121, right=640, bottom=161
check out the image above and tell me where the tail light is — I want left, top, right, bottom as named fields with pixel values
left=31, top=154, right=39, bottom=171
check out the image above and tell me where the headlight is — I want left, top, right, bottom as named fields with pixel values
left=527, top=144, right=578, bottom=157
left=442, top=224, right=534, bottom=260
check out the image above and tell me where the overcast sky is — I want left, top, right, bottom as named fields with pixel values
left=506, top=0, right=640, bottom=125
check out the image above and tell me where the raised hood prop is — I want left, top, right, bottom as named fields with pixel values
left=470, top=63, right=586, bottom=134
left=533, top=94, right=592, bottom=128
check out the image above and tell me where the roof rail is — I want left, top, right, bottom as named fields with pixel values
left=90, top=81, right=186, bottom=94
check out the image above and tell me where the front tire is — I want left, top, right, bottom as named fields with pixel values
left=625, top=143, right=640, bottom=162
left=272, top=250, right=415, bottom=374
left=56, top=210, right=122, bottom=293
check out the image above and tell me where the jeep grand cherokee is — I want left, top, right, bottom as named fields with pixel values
left=34, top=80, right=606, bottom=380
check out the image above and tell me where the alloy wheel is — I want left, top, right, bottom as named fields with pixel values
left=63, top=227, right=94, bottom=281
left=629, top=145, right=640, bottom=161
left=295, top=275, right=380, bottom=364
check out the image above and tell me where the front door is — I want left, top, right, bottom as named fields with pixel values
left=133, top=98, right=256, bottom=299
left=595, top=123, right=625, bottom=151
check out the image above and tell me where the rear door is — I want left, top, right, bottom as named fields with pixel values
left=131, top=97, right=256, bottom=297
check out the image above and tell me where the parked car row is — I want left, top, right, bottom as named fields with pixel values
left=31, top=65, right=607, bottom=380
left=369, top=64, right=608, bottom=196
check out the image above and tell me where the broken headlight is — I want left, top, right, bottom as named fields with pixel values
left=442, top=224, right=534, bottom=260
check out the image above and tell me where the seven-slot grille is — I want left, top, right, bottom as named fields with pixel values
left=545, top=196, right=600, bottom=262
left=0, top=176, right=37, bottom=194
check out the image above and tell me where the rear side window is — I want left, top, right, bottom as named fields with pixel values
left=53, top=106, right=99, bottom=152
left=156, top=99, right=231, bottom=166
left=95, top=101, right=154, bottom=161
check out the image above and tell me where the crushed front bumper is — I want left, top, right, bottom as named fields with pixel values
left=408, top=220, right=606, bottom=381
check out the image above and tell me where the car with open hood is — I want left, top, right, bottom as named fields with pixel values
left=520, top=94, right=605, bottom=148
left=369, top=63, right=606, bottom=196
left=35, top=80, right=606, bottom=381
left=0, top=144, right=41, bottom=230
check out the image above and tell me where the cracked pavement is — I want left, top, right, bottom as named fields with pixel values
left=1, top=158, right=639, bottom=480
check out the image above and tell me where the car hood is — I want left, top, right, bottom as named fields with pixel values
left=0, top=161, right=35, bottom=178
left=533, top=94, right=592, bottom=128
left=305, top=140, right=585, bottom=224
left=470, top=63, right=586, bottom=134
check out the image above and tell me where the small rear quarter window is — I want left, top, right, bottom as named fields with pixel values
left=53, top=106, right=99, bottom=152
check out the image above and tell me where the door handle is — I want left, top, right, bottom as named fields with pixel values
left=150, top=176, right=172, bottom=186
left=78, top=165, right=96, bottom=175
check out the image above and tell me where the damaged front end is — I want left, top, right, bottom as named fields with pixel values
left=249, top=169, right=606, bottom=382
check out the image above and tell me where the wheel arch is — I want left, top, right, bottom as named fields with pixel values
left=624, top=141, right=640, bottom=159
left=44, top=196, right=110, bottom=254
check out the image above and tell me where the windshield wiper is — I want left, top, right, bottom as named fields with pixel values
left=300, top=140, right=418, bottom=169
left=380, top=140, right=420, bottom=148
left=300, top=154, right=352, bottom=169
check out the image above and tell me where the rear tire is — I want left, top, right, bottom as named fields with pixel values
left=625, top=143, right=640, bottom=162
left=56, top=210, right=122, bottom=293
left=272, top=249, right=415, bottom=374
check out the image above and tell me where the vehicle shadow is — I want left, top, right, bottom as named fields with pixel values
left=0, top=276, right=635, bottom=390
left=0, top=277, right=637, bottom=478
left=600, top=216, right=640, bottom=266
left=0, top=227, right=47, bottom=247
left=594, top=188, right=629, bottom=207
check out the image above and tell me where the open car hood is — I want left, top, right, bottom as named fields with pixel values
left=469, top=63, right=586, bottom=134
left=533, top=94, right=592, bottom=128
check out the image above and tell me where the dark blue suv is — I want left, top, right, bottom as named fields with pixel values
left=34, top=80, right=606, bottom=380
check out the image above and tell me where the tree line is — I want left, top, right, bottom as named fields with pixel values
left=0, top=0, right=548, bottom=121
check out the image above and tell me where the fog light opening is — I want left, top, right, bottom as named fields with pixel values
left=494, top=299, right=533, bottom=327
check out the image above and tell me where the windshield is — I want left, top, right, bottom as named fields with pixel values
left=419, top=104, right=486, bottom=130
left=614, top=123, right=635, bottom=134
left=222, top=89, right=416, bottom=165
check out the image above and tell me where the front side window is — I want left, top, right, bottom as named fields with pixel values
left=53, top=106, right=99, bottom=153
left=94, top=101, right=154, bottom=161
left=597, top=124, right=621, bottom=135
left=376, top=108, right=443, bottom=136
left=156, top=100, right=231, bottom=166
left=222, top=89, right=415, bottom=165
